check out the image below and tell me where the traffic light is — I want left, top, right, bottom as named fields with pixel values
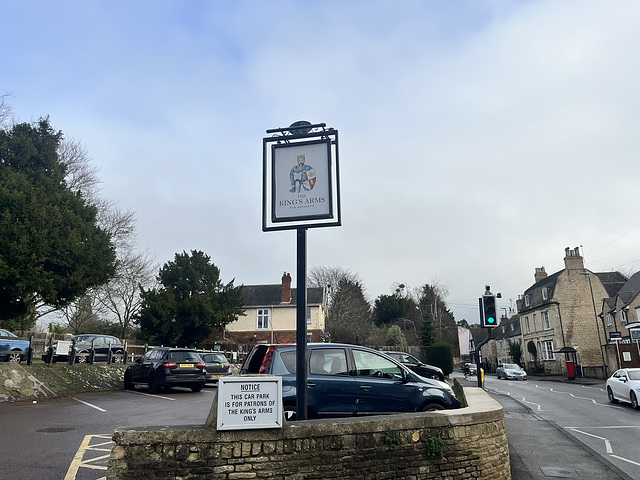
left=481, top=294, right=498, bottom=328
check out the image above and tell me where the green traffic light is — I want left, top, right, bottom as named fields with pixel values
left=487, top=317, right=496, bottom=324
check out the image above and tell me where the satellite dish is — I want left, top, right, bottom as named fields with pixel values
left=289, top=121, right=312, bottom=135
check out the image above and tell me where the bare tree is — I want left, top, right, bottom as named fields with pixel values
left=0, top=92, right=14, bottom=128
left=97, top=249, right=157, bottom=339
left=59, top=292, right=104, bottom=333
left=308, top=266, right=364, bottom=304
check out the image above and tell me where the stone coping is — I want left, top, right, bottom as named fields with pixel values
left=113, top=385, right=501, bottom=444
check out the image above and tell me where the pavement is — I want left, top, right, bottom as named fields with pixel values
left=457, top=374, right=633, bottom=480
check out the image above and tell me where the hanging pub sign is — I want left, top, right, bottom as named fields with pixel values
left=263, top=122, right=340, bottom=232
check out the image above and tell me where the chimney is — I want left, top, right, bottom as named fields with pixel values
left=281, top=272, right=292, bottom=303
left=563, top=246, right=584, bottom=270
left=534, top=267, right=547, bottom=283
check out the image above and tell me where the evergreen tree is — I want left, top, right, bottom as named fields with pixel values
left=135, top=250, right=244, bottom=347
left=0, top=118, right=116, bottom=329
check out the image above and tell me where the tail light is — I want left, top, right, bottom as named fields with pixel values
left=161, top=362, right=177, bottom=368
left=259, top=347, right=274, bottom=374
left=227, top=364, right=232, bottom=373
left=197, top=362, right=206, bottom=368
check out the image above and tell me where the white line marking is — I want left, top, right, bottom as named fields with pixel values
left=72, top=397, right=107, bottom=412
left=609, top=454, right=640, bottom=467
left=126, top=390, right=176, bottom=401
left=567, top=428, right=613, bottom=454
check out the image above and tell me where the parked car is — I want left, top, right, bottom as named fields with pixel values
left=241, top=343, right=461, bottom=420
left=383, top=351, right=445, bottom=381
left=42, top=334, right=124, bottom=363
left=124, top=347, right=206, bottom=393
left=462, top=363, right=477, bottom=375
left=606, top=368, right=640, bottom=409
left=0, top=328, right=30, bottom=363
left=200, top=352, right=233, bottom=384
left=496, top=363, right=527, bottom=380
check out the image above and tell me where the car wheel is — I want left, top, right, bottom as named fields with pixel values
left=124, top=371, right=133, bottom=390
left=283, top=405, right=297, bottom=421
left=607, top=387, right=617, bottom=404
left=191, top=383, right=203, bottom=392
left=8, top=351, right=22, bottom=363
left=631, top=391, right=639, bottom=410
left=422, top=403, right=445, bottom=411
left=148, top=374, right=159, bottom=394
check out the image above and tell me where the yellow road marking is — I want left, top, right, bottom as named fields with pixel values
left=65, top=434, right=113, bottom=480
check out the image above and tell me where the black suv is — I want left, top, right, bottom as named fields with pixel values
left=124, top=348, right=206, bottom=393
left=241, top=343, right=460, bottom=420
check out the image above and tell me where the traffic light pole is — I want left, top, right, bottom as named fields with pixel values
left=475, top=328, right=492, bottom=388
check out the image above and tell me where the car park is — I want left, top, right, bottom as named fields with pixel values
left=200, top=352, right=232, bottom=384
left=383, top=351, right=445, bottom=381
left=463, top=363, right=477, bottom=375
left=496, top=363, right=527, bottom=380
left=241, top=343, right=461, bottom=420
left=606, top=368, right=640, bottom=409
left=0, top=328, right=30, bottom=363
left=42, top=334, right=124, bottom=363
left=124, top=347, right=206, bottom=393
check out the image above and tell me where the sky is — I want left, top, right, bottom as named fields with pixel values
left=4, top=0, right=640, bottom=325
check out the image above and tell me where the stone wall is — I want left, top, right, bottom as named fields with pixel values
left=107, top=386, right=510, bottom=480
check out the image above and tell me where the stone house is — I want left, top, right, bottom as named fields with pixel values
left=224, top=272, right=326, bottom=345
left=517, top=247, right=626, bottom=378
left=600, top=271, right=640, bottom=371
left=494, top=315, right=523, bottom=367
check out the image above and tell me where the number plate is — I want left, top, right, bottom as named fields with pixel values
left=179, top=363, right=194, bottom=368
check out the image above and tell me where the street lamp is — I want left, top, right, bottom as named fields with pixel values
left=583, top=272, right=608, bottom=378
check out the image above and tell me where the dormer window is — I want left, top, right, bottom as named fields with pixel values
left=542, top=287, right=549, bottom=301
left=525, top=294, right=532, bottom=307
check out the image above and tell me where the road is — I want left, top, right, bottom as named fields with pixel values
left=483, top=374, right=640, bottom=479
left=3, top=376, right=639, bottom=479
left=0, top=386, right=216, bottom=480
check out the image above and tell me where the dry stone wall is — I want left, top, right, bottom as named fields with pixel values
left=107, top=386, right=510, bottom=480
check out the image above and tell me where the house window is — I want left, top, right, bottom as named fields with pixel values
left=525, top=317, right=531, bottom=334
left=635, top=307, right=640, bottom=323
left=525, top=295, right=532, bottom=307
left=620, top=309, right=628, bottom=323
left=542, top=287, right=548, bottom=301
left=542, top=340, right=555, bottom=360
left=307, top=306, right=312, bottom=324
left=542, top=311, right=550, bottom=330
left=606, top=314, right=612, bottom=327
left=257, top=309, right=270, bottom=330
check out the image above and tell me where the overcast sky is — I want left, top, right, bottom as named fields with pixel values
left=4, top=0, right=640, bottom=324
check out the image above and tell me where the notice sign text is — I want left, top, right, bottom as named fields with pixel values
left=217, top=376, right=283, bottom=431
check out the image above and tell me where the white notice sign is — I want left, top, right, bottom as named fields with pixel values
left=216, top=376, right=283, bottom=431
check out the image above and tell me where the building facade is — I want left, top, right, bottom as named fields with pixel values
left=224, top=272, right=326, bottom=345
left=600, top=271, right=640, bottom=372
left=517, top=247, right=626, bottom=378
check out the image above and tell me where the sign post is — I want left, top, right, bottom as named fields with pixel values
left=262, top=121, right=341, bottom=420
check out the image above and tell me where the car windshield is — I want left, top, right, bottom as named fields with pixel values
left=628, top=370, right=640, bottom=381
left=503, top=364, right=520, bottom=370
left=0, top=329, right=18, bottom=338
left=201, top=353, right=227, bottom=363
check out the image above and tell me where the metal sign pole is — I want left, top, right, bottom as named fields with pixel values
left=295, top=227, right=308, bottom=420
